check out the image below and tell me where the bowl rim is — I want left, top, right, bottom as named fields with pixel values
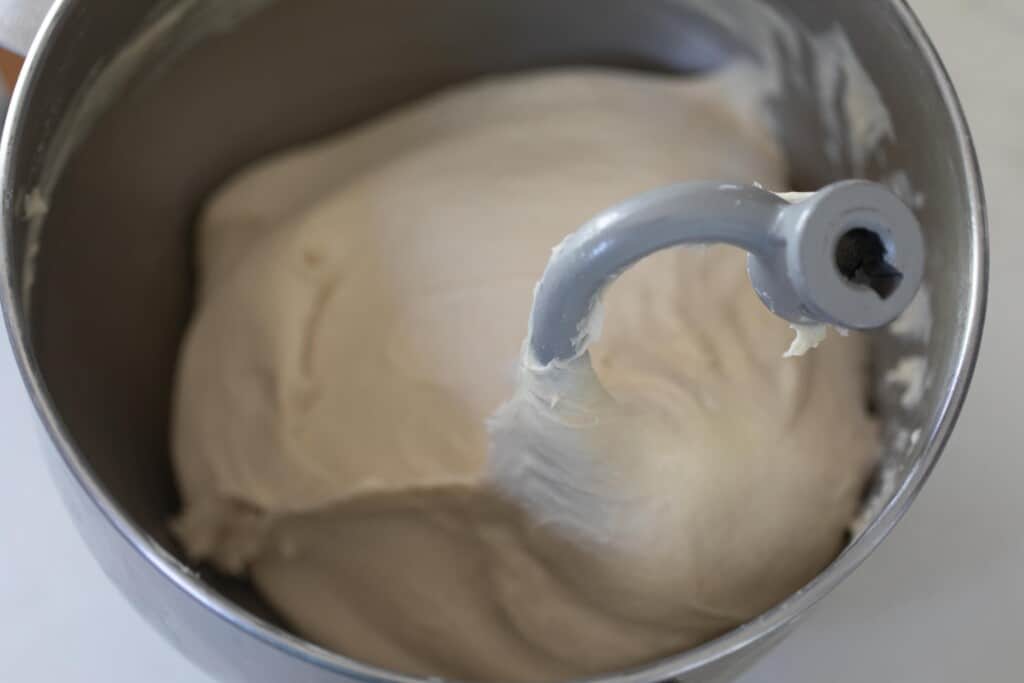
left=0, top=0, right=988, bottom=681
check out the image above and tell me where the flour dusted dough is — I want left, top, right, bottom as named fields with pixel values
left=172, top=68, right=878, bottom=682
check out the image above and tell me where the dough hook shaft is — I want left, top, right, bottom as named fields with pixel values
left=528, top=180, right=924, bottom=366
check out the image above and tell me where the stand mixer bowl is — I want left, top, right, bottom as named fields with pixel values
left=0, top=1, right=986, bottom=681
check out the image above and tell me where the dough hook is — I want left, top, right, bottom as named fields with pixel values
left=528, top=180, right=925, bottom=365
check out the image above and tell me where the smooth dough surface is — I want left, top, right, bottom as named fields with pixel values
left=172, top=68, right=878, bottom=682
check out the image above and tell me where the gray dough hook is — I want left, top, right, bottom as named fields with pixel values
left=529, top=180, right=925, bottom=366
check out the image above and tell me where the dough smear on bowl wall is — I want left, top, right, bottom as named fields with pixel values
left=171, top=66, right=877, bottom=682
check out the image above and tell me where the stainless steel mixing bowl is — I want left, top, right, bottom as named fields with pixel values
left=0, top=1, right=986, bottom=682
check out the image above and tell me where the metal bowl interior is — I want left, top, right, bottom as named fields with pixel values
left=0, top=1, right=985, bottom=682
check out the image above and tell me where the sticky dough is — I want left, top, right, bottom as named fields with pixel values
left=172, top=68, right=878, bottom=682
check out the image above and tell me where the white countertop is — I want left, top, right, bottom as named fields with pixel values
left=1, top=1, right=1021, bottom=681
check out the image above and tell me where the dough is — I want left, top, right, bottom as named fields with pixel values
left=172, top=67, right=878, bottom=682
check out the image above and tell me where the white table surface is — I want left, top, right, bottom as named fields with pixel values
left=1, top=1, right=1021, bottom=681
